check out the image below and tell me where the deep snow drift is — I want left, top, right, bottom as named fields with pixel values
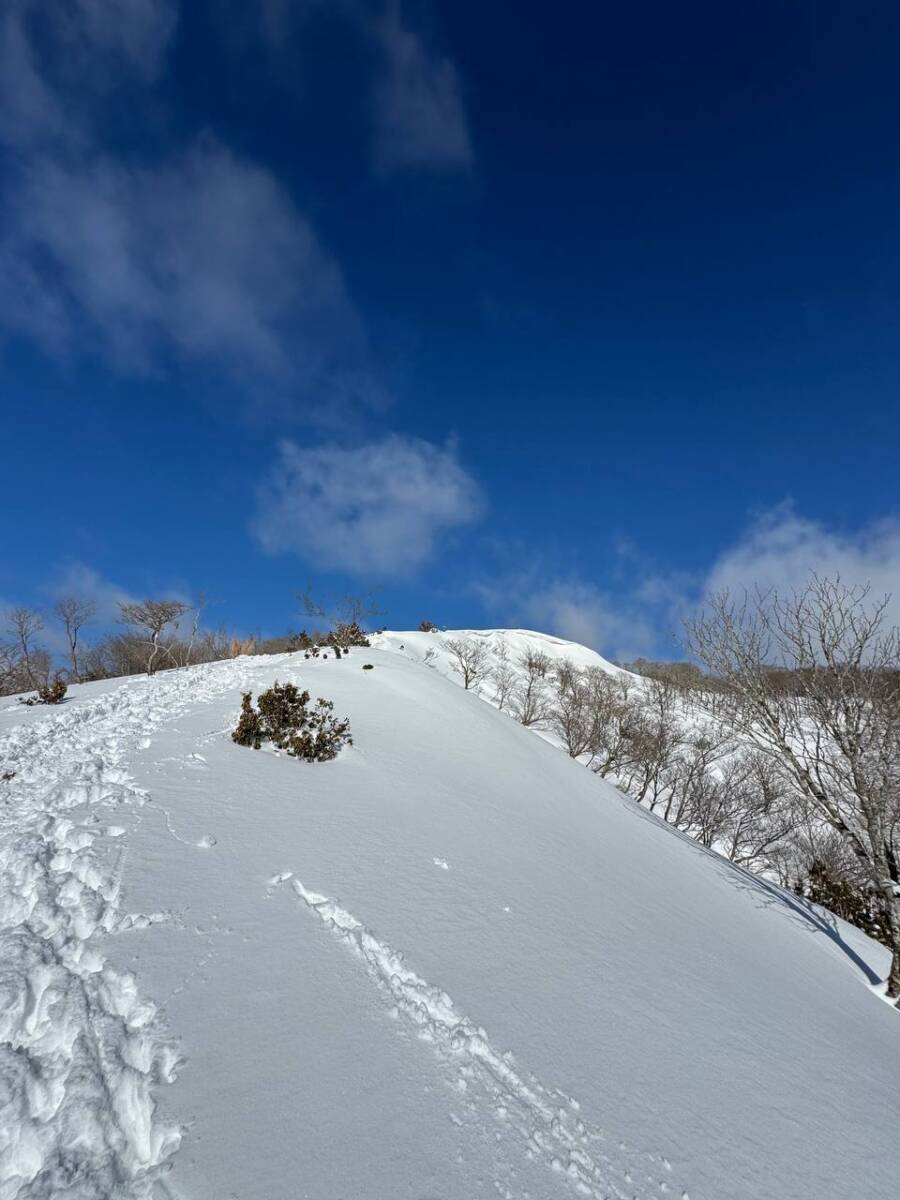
left=1, top=632, right=898, bottom=1200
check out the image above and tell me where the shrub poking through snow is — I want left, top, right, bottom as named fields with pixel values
left=418, top=620, right=439, bottom=632
left=330, top=620, right=370, bottom=648
left=40, top=678, right=68, bottom=704
left=362, top=663, right=374, bottom=671
left=232, top=682, right=351, bottom=762
left=232, top=693, right=265, bottom=749
left=20, top=678, right=68, bottom=706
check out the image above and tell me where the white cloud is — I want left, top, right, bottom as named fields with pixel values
left=0, top=5, right=66, bottom=149
left=522, top=581, right=658, bottom=662
left=704, top=503, right=900, bottom=626
left=2, top=142, right=356, bottom=378
left=372, top=2, right=472, bottom=175
left=0, top=0, right=176, bottom=149
left=254, top=436, right=484, bottom=576
left=0, top=0, right=382, bottom=414
left=475, top=573, right=662, bottom=663
left=498, top=505, right=900, bottom=662
left=61, top=0, right=177, bottom=79
left=44, top=563, right=140, bottom=626
left=493, top=507, right=900, bottom=660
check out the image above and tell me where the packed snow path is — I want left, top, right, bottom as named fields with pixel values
left=0, top=661, right=256, bottom=1200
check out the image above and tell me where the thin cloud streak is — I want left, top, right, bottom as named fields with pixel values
left=372, top=1, right=473, bottom=175
left=0, top=0, right=386, bottom=420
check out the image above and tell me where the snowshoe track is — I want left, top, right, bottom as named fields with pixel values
left=279, top=873, right=689, bottom=1200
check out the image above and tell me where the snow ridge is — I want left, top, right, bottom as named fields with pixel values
left=280, top=873, right=688, bottom=1200
left=0, top=660, right=255, bottom=1200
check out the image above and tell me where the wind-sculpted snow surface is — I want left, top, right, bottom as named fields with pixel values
left=0, top=661, right=253, bottom=1200
left=280, top=873, right=688, bottom=1200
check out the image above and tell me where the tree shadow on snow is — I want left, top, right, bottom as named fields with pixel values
left=622, top=796, right=884, bottom=988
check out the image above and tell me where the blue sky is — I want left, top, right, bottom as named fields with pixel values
left=3, top=0, right=900, bottom=659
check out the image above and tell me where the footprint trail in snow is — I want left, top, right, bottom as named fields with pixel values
left=0, top=660, right=255, bottom=1200
left=277, top=873, right=688, bottom=1200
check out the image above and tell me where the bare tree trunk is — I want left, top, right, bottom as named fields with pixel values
left=8, top=608, right=46, bottom=690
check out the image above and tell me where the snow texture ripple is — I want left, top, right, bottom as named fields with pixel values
left=279, top=873, right=689, bottom=1200
left=0, top=661, right=253, bottom=1200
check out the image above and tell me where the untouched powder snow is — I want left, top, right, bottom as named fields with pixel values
left=1, top=636, right=899, bottom=1200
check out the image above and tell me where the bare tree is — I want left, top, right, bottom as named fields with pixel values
left=118, top=599, right=190, bottom=675
left=551, top=661, right=602, bottom=758
left=7, top=607, right=48, bottom=690
left=715, top=751, right=797, bottom=872
left=579, top=672, right=636, bottom=778
left=511, top=647, right=554, bottom=726
left=0, top=639, right=23, bottom=695
left=616, top=676, right=684, bottom=809
left=299, top=587, right=384, bottom=640
left=685, top=576, right=900, bottom=1001
left=54, top=596, right=97, bottom=681
left=444, top=636, right=489, bottom=690
left=622, top=658, right=706, bottom=689
left=179, top=591, right=209, bottom=667
left=548, top=663, right=796, bottom=876
left=489, top=640, right=517, bottom=710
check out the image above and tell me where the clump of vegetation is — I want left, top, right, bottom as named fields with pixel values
left=330, top=621, right=370, bottom=648
left=39, top=678, right=68, bottom=704
left=418, top=620, right=439, bottom=632
left=20, top=678, right=68, bottom=706
left=231, top=681, right=352, bottom=762
left=362, top=663, right=374, bottom=671
left=232, top=693, right=265, bottom=748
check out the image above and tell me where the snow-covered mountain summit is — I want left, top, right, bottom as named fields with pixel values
left=1, top=633, right=898, bottom=1200
left=373, top=626, right=627, bottom=678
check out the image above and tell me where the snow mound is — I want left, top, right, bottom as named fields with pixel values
left=373, top=626, right=628, bottom=685
left=1, top=642, right=898, bottom=1200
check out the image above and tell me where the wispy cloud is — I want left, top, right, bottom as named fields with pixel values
left=0, top=0, right=383, bottom=418
left=253, top=435, right=484, bottom=576
left=0, top=0, right=177, bottom=149
left=476, top=504, right=900, bottom=660
left=372, top=2, right=472, bottom=176
left=42, top=562, right=140, bottom=626
left=475, top=571, right=667, bottom=662
left=704, top=502, right=900, bottom=625
left=210, top=0, right=472, bottom=178
left=49, top=0, right=177, bottom=84
left=3, top=141, right=359, bottom=379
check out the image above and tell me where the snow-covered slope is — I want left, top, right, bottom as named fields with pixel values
left=373, top=626, right=628, bottom=683
left=1, top=642, right=898, bottom=1200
